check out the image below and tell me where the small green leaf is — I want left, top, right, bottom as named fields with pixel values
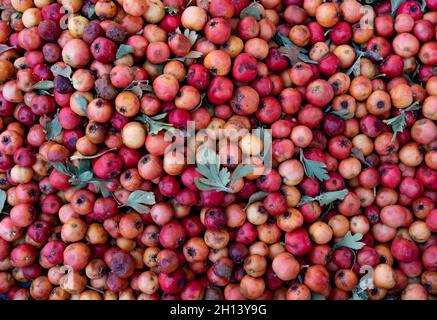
left=218, top=167, right=231, bottom=186
left=331, top=109, right=354, bottom=120
left=300, top=150, right=329, bottom=182
left=11, top=12, right=22, bottom=19
left=275, top=30, right=309, bottom=66
left=350, top=288, right=368, bottom=300
left=194, top=150, right=234, bottom=193
left=230, top=164, right=253, bottom=185
left=298, top=189, right=349, bottom=207
left=78, top=159, right=91, bottom=173
left=297, top=195, right=317, bottom=206
left=318, top=189, right=348, bottom=206
left=139, top=82, right=153, bottom=91
left=279, top=48, right=315, bottom=65
left=127, top=191, right=156, bottom=205
left=125, top=80, right=153, bottom=98
left=101, top=186, right=111, bottom=198
left=75, top=95, right=88, bottom=115
left=148, top=121, right=174, bottom=134
left=90, top=180, right=111, bottom=197
left=70, top=176, right=86, bottom=187
left=125, top=190, right=156, bottom=213
left=363, top=50, right=383, bottom=62
left=244, top=191, right=268, bottom=209
left=351, top=147, right=372, bottom=168
left=405, top=101, right=422, bottom=112
left=334, top=231, right=366, bottom=250
left=52, top=162, right=70, bottom=176
left=183, top=51, right=203, bottom=59
left=275, top=31, right=293, bottom=48
left=383, top=115, right=405, bottom=141
left=32, top=81, right=54, bottom=90
left=194, top=150, right=233, bottom=192
left=50, top=65, right=72, bottom=79
left=116, top=44, right=133, bottom=59
left=194, top=178, right=216, bottom=191
left=195, top=164, right=210, bottom=179
left=0, top=190, right=7, bottom=213
left=297, top=53, right=318, bottom=64
left=53, top=160, right=96, bottom=189
left=44, top=112, right=63, bottom=141
left=240, top=2, right=262, bottom=20
left=391, top=0, right=405, bottom=15
left=279, top=46, right=300, bottom=64
left=36, top=89, right=53, bottom=96
left=88, top=4, right=95, bottom=18
left=402, top=73, right=415, bottom=85
left=136, top=114, right=174, bottom=135
left=66, top=161, right=80, bottom=176
left=130, top=85, right=144, bottom=98
left=194, top=178, right=233, bottom=193
left=78, top=171, right=93, bottom=182
left=382, top=100, right=420, bottom=141
left=304, top=159, right=328, bottom=181
left=346, top=53, right=362, bottom=77
left=150, top=113, right=167, bottom=120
